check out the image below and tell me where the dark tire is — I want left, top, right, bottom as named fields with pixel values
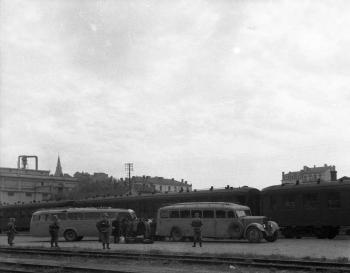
left=315, top=227, right=329, bottom=239
left=64, top=229, right=78, bottom=242
left=246, top=227, right=262, bottom=243
left=170, top=227, right=183, bottom=242
left=264, top=231, right=278, bottom=242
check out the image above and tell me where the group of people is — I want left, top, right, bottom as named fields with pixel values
left=96, top=213, right=153, bottom=249
left=3, top=214, right=203, bottom=249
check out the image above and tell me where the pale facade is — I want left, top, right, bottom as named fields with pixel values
left=0, top=167, right=77, bottom=205
left=131, top=176, right=192, bottom=193
left=282, top=164, right=337, bottom=185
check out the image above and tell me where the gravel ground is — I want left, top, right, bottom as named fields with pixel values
left=0, top=235, right=349, bottom=261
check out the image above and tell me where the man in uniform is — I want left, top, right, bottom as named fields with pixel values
left=96, top=213, right=111, bottom=249
left=111, top=216, right=120, bottom=243
left=191, top=212, right=203, bottom=247
left=49, top=215, right=60, bottom=248
left=7, top=218, right=17, bottom=246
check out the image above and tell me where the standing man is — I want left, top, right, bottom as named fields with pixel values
left=7, top=218, right=17, bottom=246
left=49, top=215, right=60, bottom=248
left=111, top=216, right=120, bottom=244
left=191, top=212, right=203, bottom=247
left=96, top=213, right=111, bottom=249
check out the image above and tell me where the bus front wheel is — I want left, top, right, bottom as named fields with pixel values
left=170, top=227, right=183, bottom=242
left=64, top=229, right=78, bottom=242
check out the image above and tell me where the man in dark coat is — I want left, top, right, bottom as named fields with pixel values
left=49, top=215, right=60, bottom=248
left=7, top=218, right=17, bottom=246
left=112, top=216, right=120, bottom=243
left=96, top=213, right=111, bottom=249
left=191, top=212, right=203, bottom=247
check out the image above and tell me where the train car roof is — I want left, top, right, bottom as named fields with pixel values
left=32, top=207, right=134, bottom=215
left=159, top=202, right=250, bottom=210
left=0, top=186, right=259, bottom=209
left=261, top=180, right=350, bottom=193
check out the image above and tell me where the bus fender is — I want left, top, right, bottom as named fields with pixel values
left=244, top=223, right=265, bottom=237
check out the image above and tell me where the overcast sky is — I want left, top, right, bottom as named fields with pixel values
left=1, top=0, right=350, bottom=190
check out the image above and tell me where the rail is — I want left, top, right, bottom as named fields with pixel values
left=0, top=246, right=349, bottom=272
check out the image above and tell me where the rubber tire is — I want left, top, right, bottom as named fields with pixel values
left=64, top=229, right=78, bottom=242
left=246, top=227, right=262, bottom=243
left=327, top=228, right=338, bottom=239
left=264, top=231, right=278, bottom=242
left=170, top=227, right=183, bottom=242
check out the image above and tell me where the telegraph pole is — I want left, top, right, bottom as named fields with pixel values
left=124, top=163, right=134, bottom=194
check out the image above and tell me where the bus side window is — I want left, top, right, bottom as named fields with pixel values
left=191, top=210, right=202, bottom=218
left=46, top=214, right=53, bottom=221
left=32, top=215, right=39, bottom=221
left=84, top=212, right=100, bottom=219
left=57, top=213, right=67, bottom=221
left=160, top=210, right=169, bottom=218
left=227, top=211, right=235, bottom=218
left=170, top=210, right=179, bottom=218
left=202, top=210, right=214, bottom=218
left=68, top=213, right=80, bottom=220
left=180, top=210, right=190, bottom=218
left=216, top=210, right=226, bottom=218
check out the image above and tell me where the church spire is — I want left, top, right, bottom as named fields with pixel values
left=54, top=155, right=63, bottom=177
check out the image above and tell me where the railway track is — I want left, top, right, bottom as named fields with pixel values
left=0, top=246, right=349, bottom=272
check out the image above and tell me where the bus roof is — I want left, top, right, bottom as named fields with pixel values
left=159, top=202, right=250, bottom=210
left=32, top=207, right=134, bottom=215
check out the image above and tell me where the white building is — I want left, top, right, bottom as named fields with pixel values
left=282, top=164, right=337, bottom=185
left=0, top=156, right=77, bottom=205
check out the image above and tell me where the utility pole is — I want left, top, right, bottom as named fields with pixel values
left=124, top=163, right=134, bottom=194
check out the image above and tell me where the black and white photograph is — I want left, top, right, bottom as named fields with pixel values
left=0, top=0, right=350, bottom=272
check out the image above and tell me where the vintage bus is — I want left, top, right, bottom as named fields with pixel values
left=156, top=202, right=279, bottom=243
left=30, top=207, right=136, bottom=241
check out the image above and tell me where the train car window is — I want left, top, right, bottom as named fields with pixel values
left=159, top=210, right=169, bottom=218
left=169, top=210, right=180, bottom=218
left=203, top=210, right=214, bottom=218
left=216, top=210, right=226, bottom=218
left=227, top=211, right=235, bottom=218
left=302, top=193, right=318, bottom=209
left=84, top=212, right=101, bottom=219
left=180, top=210, right=190, bottom=218
left=191, top=210, right=202, bottom=218
left=283, top=195, right=296, bottom=209
left=270, top=196, right=277, bottom=210
left=327, top=192, right=341, bottom=208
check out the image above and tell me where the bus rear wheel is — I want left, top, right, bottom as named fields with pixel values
left=170, top=227, right=183, bottom=242
left=64, top=229, right=78, bottom=242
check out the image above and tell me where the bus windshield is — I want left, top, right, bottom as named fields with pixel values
left=235, top=210, right=251, bottom=217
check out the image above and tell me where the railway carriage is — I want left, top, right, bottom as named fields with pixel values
left=0, top=187, right=260, bottom=232
left=261, top=181, right=350, bottom=239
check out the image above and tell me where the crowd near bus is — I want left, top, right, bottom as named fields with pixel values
left=1, top=202, right=280, bottom=248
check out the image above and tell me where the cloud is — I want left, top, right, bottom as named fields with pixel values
left=1, top=0, right=350, bottom=189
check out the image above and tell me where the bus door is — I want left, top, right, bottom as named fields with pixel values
left=199, top=209, right=215, bottom=237
left=214, top=209, right=232, bottom=238
left=227, top=210, right=244, bottom=239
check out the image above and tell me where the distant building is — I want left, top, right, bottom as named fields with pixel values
left=0, top=156, right=78, bottom=205
left=130, top=176, right=192, bottom=193
left=91, top=172, right=109, bottom=182
left=282, top=164, right=337, bottom=184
